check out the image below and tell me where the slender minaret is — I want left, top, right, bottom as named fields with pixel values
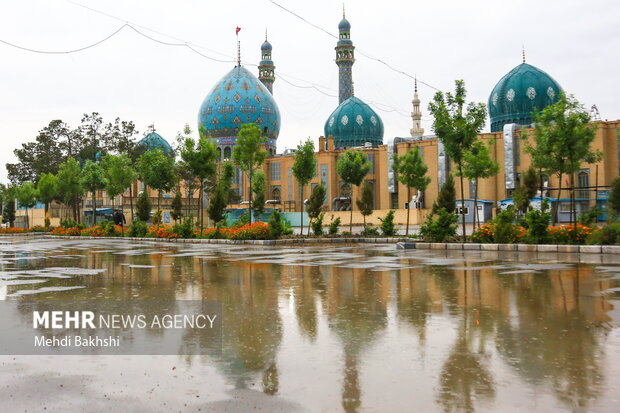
left=410, top=78, right=424, bottom=139
left=258, top=30, right=275, bottom=94
left=335, top=9, right=355, bottom=104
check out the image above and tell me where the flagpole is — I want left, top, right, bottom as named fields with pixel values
left=236, top=26, right=241, bottom=66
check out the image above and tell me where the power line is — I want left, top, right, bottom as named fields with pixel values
left=267, top=0, right=440, bottom=91
left=1, top=0, right=418, bottom=118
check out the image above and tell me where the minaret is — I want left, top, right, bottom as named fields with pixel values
left=410, top=78, right=424, bottom=139
left=258, top=31, right=275, bottom=95
left=335, top=9, right=355, bottom=104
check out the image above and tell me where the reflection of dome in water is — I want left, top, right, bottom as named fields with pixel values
left=136, top=132, right=173, bottom=154
left=197, top=66, right=280, bottom=149
left=489, top=62, right=563, bottom=132
left=324, top=96, right=384, bottom=149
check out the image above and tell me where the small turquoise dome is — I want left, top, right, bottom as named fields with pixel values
left=324, top=96, right=384, bottom=148
left=261, top=39, right=272, bottom=52
left=198, top=66, right=280, bottom=147
left=489, top=63, right=563, bottom=132
left=338, top=18, right=351, bottom=31
left=136, top=132, right=173, bottom=154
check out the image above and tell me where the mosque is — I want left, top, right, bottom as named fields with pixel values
left=17, top=13, right=620, bottom=228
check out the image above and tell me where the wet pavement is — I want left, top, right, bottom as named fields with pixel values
left=0, top=236, right=619, bottom=412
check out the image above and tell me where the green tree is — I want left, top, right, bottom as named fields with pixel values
left=608, top=177, right=620, bottom=221
left=16, top=182, right=38, bottom=228
left=356, top=180, right=374, bottom=228
left=57, top=157, right=83, bottom=222
left=307, top=183, right=326, bottom=234
left=37, top=173, right=58, bottom=227
left=180, top=136, right=217, bottom=230
left=524, top=93, right=602, bottom=228
left=101, top=154, right=136, bottom=213
left=104, top=117, right=138, bottom=155
left=208, top=162, right=235, bottom=224
left=429, top=80, right=486, bottom=241
left=433, top=174, right=457, bottom=214
left=171, top=191, right=183, bottom=222
left=292, top=139, right=317, bottom=235
left=512, top=167, right=539, bottom=215
left=394, top=146, right=431, bottom=235
left=461, top=140, right=499, bottom=230
left=336, top=150, right=371, bottom=232
left=80, top=160, right=107, bottom=226
left=232, top=123, right=268, bottom=224
left=6, top=120, right=67, bottom=184
left=135, top=191, right=152, bottom=222
left=138, top=149, right=178, bottom=220
left=252, top=170, right=266, bottom=221
left=2, top=186, right=16, bottom=227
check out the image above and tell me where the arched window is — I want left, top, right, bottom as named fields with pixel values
left=224, top=146, right=232, bottom=160
left=272, top=187, right=281, bottom=202
left=216, top=147, right=222, bottom=160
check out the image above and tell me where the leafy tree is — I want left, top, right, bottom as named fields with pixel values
left=57, top=157, right=83, bottom=222
left=101, top=154, right=136, bottom=213
left=6, top=120, right=67, bottom=184
left=336, top=150, right=371, bottom=232
left=232, top=123, right=268, bottom=224
left=208, top=162, right=235, bottom=224
left=608, top=177, right=620, bottom=221
left=524, top=93, right=602, bottom=227
left=292, top=139, right=316, bottom=235
left=80, top=160, right=107, bottom=226
left=307, top=183, right=326, bottom=234
left=171, top=192, right=183, bottom=222
left=429, top=80, right=486, bottom=241
left=135, top=191, right=152, bottom=222
left=104, top=117, right=138, bottom=155
left=461, top=140, right=499, bottom=230
left=512, top=167, right=539, bottom=215
left=138, top=149, right=178, bottom=218
left=433, top=174, right=457, bottom=214
left=78, top=112, right=106, bottom=162
left=394, top=146, right=431, bottom=235
left=16, top=182, right=38, bottom=228
left=3, top=189, right=16, bottom=227
left=37, top=173, right=58, bottom=226
left=252, top=170, right=266, bottom=220
left=356, top=180, right=374, bottom=227
left=180, top=136, right=218, bottom=230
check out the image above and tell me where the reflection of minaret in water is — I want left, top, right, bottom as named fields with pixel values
left=335, top=8, right=355, bottom=104
left=262, top=361, right=279, bottom=395
left=342, top=351, right=361, bottom=413
left=258, top=30, right=276, bottom=95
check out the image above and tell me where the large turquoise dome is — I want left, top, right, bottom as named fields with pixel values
left=136, top=132, right=173, bottom=154
left=198, top=66, right=280, bottom=149
left=324, top=96, right=384, bottom=148
left=489, top=63, right=563, bottom=132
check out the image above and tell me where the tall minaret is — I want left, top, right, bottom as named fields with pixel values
left=410, top=78, right=424, bottom=139
left=335, top=9, right=355, bottom=104
left=258, top=31, right=275, bottom=94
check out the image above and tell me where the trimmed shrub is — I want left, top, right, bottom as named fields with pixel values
left=311, top=213, right=324, bottom=236
left=328, top=215, right=341, bottom=235
left=129, top=220, right=148, bottom=238
left=419, top=208, right=458, bottom=242
left=379, top=210, right=396, bottom=236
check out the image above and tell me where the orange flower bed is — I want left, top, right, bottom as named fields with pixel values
left=548, top=224, right=592, bottom=244
left=146, top=225, right=179, bottom=239
left=0, top=227, right=27, bottom=234
left=198, top=222, right=270, bottom=240
left=51, top=226, right=82, bottom=236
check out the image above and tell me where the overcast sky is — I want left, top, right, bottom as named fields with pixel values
left=1, top=0, right=619, bottom=182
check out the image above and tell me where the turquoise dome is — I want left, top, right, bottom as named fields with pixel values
left=338, top=18, right=351, bottom=31
left=261, top=39, right=272, bottom=52
left=136, top=132, right=173, bottom=154
left=198, top=66, right=280, bottom=148
left=324, top=96, right=384, bottom=148
left=489, top=63, right=563, bottom=132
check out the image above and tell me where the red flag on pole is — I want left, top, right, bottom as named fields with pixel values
left=236, top=27, right=241, bottom=35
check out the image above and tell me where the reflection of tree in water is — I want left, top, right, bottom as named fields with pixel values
left=434, top=268, right=497, bottom=413
left=200, top=259, right=283, bottom=394
left=494, top=267, right=608, bottom=411
left=322, top=267, right=388, bottom=413
left=292, top=265, right=328, bottom=342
